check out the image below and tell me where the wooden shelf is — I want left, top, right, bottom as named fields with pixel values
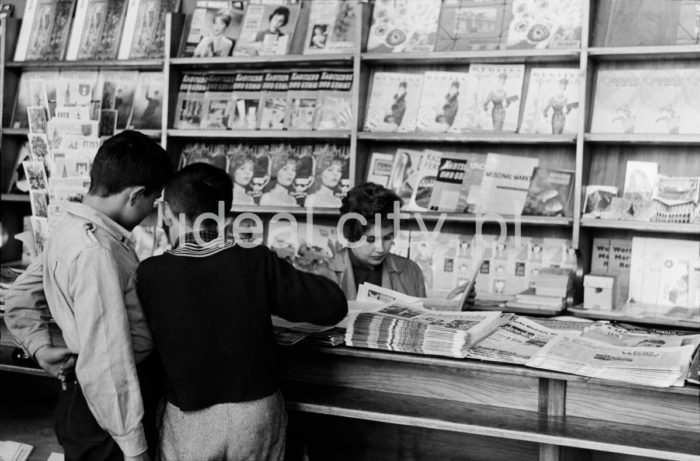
left=585, top=133, right=700, bottom=145
left=232, top=206, right=340, bottom=216
left=358, top=131, right=576, bottom=144
left=580, top=218, right=700, bottom=235
left=167, top=129, right=351, bottom=140
left=361, top=49, right=580, bottom=65
left=406, top=213, right=573, bottom=226
left=169, top=53, right=354, bottom=69
left=1, top=194, right=30, bottom=203
left=0, top=363, right=48, bottom=377
left=284, top=383, right=700, bottom=460
left=588, top=46, right=700, bottom=61
left=568, top=307, right=700, bottom=330
left=5, top=58, right=164, bottom=70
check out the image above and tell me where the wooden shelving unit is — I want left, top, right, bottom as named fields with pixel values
left=584, top=133, right=700, bottom=145
left=170, top=53, right=354, bottom=68
left=4, top=58, right=164, bottom=70
left=580, top=218, right=700, bottom=235
left=167, top=129, right=352, bottom=140
left=360, top=49, right=581, bottom=65
left=358, top=132, right=576, bottom=144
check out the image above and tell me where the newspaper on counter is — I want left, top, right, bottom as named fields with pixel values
left=581, top=323, right=700, bottom=349
left=271, top=316, right=334, bottom=346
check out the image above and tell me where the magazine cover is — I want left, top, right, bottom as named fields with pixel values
left=304, top=144, right=350, bottom=209
left=461, top=64, right=524, bottom=132
left=428, top=153, right=470, bottom=212
left=17, top=0, right=76, bottom=61
left=416, top=71, right=471, bottom=133
left=55, top=71, right=99, bottom=113
left=129, top=72, right=164, bottom=129
left=435, top=0, right=511, bottom=52
left=652, top=176, right=700, bottom=224
left=366, top=0, right=442, bottom=53
left=519, top=68, right=579, bottom=135
left=119, top=0, right=179, bottom=59
left=582, top=185, right=619, bottom=216
left=67, top=0, right=128, bottom=60
left=200, top=73, right=235, bottom=129
left=231, top=72, right=264, bottom=129
left=97, top=71, right=138, bottom=129
left=234, top=3, right=300, bottom=56
left=459, top=154, right=487, bottom=214
left=590, top=68, right=643, bottom=134
left=226, top=143, right=257, bottom=206
left=303, top=0, right=356, bottom=55
left=174, top=73, right=208, bottom=129
left=286, top=71, right=321, bottom=131
left=180, top=142, right=226, bottom=169
left=364, top=72, right=424, bottom=132
left=315, top=70, right=353, bottom=130
left=679, top=68, right=700, bottom=134
left=259, top=72, right=290, bottom=130
left=366, top=152, right=395, bottom=188
left=623, top=160, right=658, bottom=202
left=504, top=0, right=582, bottom=50
left=290, top=144, right=314, bottom=206
left=522, top=167, right=575, bottom=217
left=182, top=1, right=245, bottom=57
left=259, top=144, right=299, bottom=207
left=12, top=72, right=59, bottom=129
left=387, top=148, right=425, bottom=206
left=635, top=69, right=685, bottom=135
left=406, top=149, right=440, bottom=212
left=475, top=153, right=539, bottom=216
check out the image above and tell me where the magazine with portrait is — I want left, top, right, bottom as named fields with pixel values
left=366, top=0, right=442, bottom=53
left=315, top=70, right=353, bottom=130
left=416, top=71, right=471, bottom=133
left=200, top=73, right=236, bottom=130
left=234, top=3, right=300, bottom=56
left=259, top=72, right=290, bottom=130
left=16, top=0, right=76, bottom=61
left=289, top=144, right=314, bottom=206
left=522, top=167, right=574, bottom=217
left=286, top=71, right=321, bottom=131
left=435, top=0, right=511, bottom=52
left=225, top=143, right=256, bottom=206
left=119, top=0, right=180, bottom=59
left=519, top=68, right=579, bottom=135
left=258, top=144, right=299, bottom=208
left=174, top=73, right=208, bottom=129
left=589, top=68, right=643, bottom=134
left=128, top=72, right=164, bottom=129
left=97, top=71, right=138, bottom=129
left=504, top=0, right=582, bottom=50
left=387, top=148, right=426, bottom=206
left=461, top=64, right=524, bottom=133
left=304, top=144, right=349, bottom=209
left=67, top=0, right=128, bottom=60
left=364, top=72, right=424, bottom=132
left=230, top=72, right=264, bottom=129
left=303, top=0, right=356, bottom=55
left=12, top=71, right=59, bottom=129
left=182, top=1, right=245, bottom=57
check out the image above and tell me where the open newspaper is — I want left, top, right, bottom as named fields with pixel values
left=345, top=302, right=506, bottom=358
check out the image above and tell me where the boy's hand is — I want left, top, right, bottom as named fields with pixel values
left=34, top=345, right=75, bottom=378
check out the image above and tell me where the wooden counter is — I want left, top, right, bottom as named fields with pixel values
left=279, top=345, right=700, bottom=461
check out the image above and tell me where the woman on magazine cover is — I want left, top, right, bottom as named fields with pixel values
left=543, top=78, right=576, bottom=134
left=436, top=80, right=460, bottom=128
left=384, top=81, right=407, bottom=127
left=229, top=151, right=256, bottom=206
left=483, top=73, right=518, bottom=131
left=304, top=149, right=345, bottom=209
left=194, top=9, right=235, bottom=57
left=260, top=150, right=299, bottom=207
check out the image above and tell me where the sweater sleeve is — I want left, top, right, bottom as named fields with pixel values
left=265, top=248, right=348, bottom=326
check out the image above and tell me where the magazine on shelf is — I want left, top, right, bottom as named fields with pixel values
left=96, top=71, right=138, bottom=129
left=315, top=70, right=353, bottom=130
left=302, top=0, right=356, bottom=55
left=590, top=69, right=643, bottom=134
left=582, top=185, right=618, bottom=217
left=435, top=0, right=511, bottom=52
left=634, top=69, right=686, bottom=135
left=679, top=68, right=700, bottom=134
left=259, top=71, right=290, bottom=130
left=364, top=72, right=423, bottom=133
left=405, top=149, right=441, bottom=212
left=459, top=64, right=524, bottom=133
left=66, top=0, right=128, bottom=60
left=416, top=71, right=471, bottom=133
left=522, top=167, right=575, bottom=217
left=427, top=153, right=470, bottom=212
left=519, top=68, right=580, bottom=135
left=366, top=0, right=442, bottom=53
left=181, top=1, right=245, bottom=57
left=174, top=73, right=207, bottom=129
left=475, top=153, right=539, bottom=216
left=366, top=152, right=395, bottom=188
left=200, top=73, right=234, bottom=129
left=651, top=176, right=700, bottom=224
left=15, top=0, right=76, bottom=61
left=233, top=2, right=300, bottom=56
left=119, top=0, right=179, bottom=59
left=459, top=154, right=487, bottom=214
left=504, top=0, right=582, bottom=50
left=128, top=72, right=164, bottom=129
left=12, top=71, right=59, bottom=128
left=258, top=143, right=299, bottom=207
left=301, top=144, right=350, bottom=209
left=386, top=148, right=426, bottom=206
left=230, top=72, right=263, bottom=129
left=286, top=71, right=321, bottom=131
left=623, top=160, right=658, bottom=202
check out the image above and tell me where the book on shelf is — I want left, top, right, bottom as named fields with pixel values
left=259, top=71, right=290, bottom=130
left=302, top=0, right=356, bottom=55
left=504, top=0, right=582, bottom=50
left=200, top=73, right=235, bottom=129
left=180, top=0, right=245, bottom=58
left=231, top=72, right=264, bottom=130
left=458, top=64, right=524, bottom=133
left=365, top=152, right=394, bottom=188
left=14, top=0, right=76, bottom=61
left=599, top=0, right=700, bottom=47
left=416, top=71, right=471, bottom=133
left=66, top=0, right=128, bottom=60
left=174, top=73, right=208, bottom=129
left=119, top=0, right=179, bottom=59
left=315, top=70, right=353, bottom=131
left=128, top=72, right=163, bottom=129
left=435, top=0, right=511, bottom=52
left=286, top=71, right=320, bottom=131
left=97, top=71, right=139, bottom=129
left=365, top=0, right=442, bottom=53
left=522, top=167, right=574, bottom=217
left=364, top=72, right=423, bottom=133
left=233, top=2, right=300, bottom=56
left=475, top=153, right=539, bottom=216
left=519, top=68, right=579, bottom=135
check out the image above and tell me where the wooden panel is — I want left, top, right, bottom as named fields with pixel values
left=566, top=381, right=700, bottom=432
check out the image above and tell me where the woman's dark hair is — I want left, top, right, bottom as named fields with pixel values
left=340, top=182, right=403, bottom=242
left=88, top=130, right=172, bottom=197
left=269, top=6, right=290, bottom=27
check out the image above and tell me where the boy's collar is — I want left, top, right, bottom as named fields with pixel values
left=173, top=229, right=223, bottom=249
left=64, top=202, right=132, bottom=245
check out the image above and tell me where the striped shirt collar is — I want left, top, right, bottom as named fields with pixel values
left=170, top=230, right=233, bottom=257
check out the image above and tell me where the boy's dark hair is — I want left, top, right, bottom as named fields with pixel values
left=164, top=163, right=233, bottom=223
left=270, top=6, right=289, bottom=26
left=340, top=182, right=402, bottom=242
left=89, top=130, right=172, bottom=197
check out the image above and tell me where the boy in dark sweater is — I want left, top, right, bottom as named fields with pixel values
left=135, top=163, right=347, bottom=460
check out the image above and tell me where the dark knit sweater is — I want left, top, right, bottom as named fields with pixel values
left=135, top=238, right=348, bottom=411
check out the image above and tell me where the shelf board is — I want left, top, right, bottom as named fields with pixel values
left=580, top=218, right=700, bottom=235
left=568, top=308, right=700, bottom=330
left=358, top=131, right=576, bottom=144
left=588, top=45, right=700, bottom=61
left=585, top=133, right=700, bottom=145
left=170, top=53, right=354, bottom=68
left=232, top=206, right=340, bottom=216
left=167, top=129, right=351, bottom=140
left=0, top=363, right=49, bottom=377
left=1, top=194, right=30, bottom=203
left=361, top=49, right=580, bottom=65
left=5, top=58, right=164, bottom=70
left=2, top=127, right=28, bottom=135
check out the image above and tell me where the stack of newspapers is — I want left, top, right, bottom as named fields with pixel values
left=345, top=302, right=505, bottom=358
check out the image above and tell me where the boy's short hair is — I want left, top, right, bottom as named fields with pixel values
left=340, top=182, right=403, bottom=242
left=89, top=130, right=173, bottom=197
left=165, top=163, right=233, bottom=222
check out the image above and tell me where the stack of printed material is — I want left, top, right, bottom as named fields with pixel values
left=0, top=441, right=33, bottom=461
left=345, top=302, right=505, bottom=358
